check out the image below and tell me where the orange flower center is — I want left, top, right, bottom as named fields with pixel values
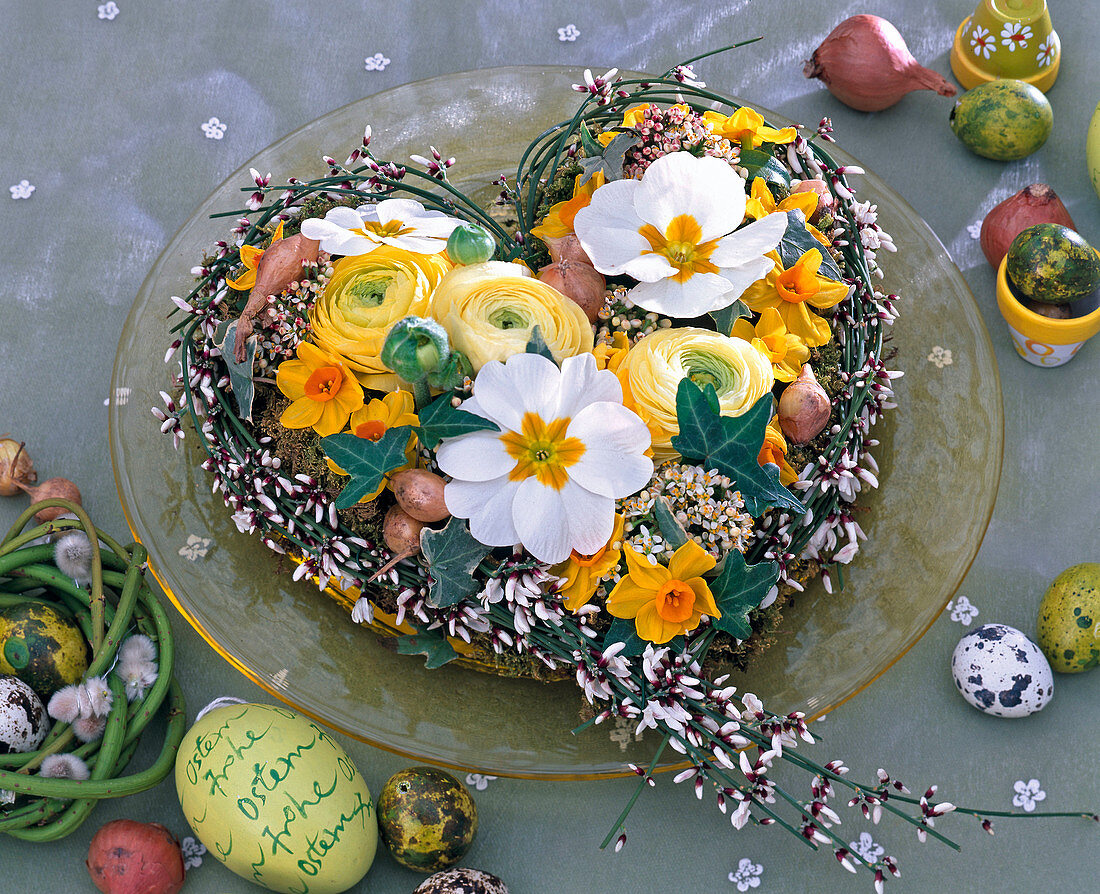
left=639, top=214, right=721, bottom=283
left=500, top=411, right=586, bottom=490
left=775, top=263, right=821, bottom=304
left=354, top=419, right=387, bottom=441
left=655, top=579, right=696, bottom=623
left=304, top=365, right=345, bottom=402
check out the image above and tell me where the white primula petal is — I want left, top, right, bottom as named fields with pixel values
left=569, top=447, right=653, bottom=498
left=709, top=212, right=787, bottom=267
left=373, top=198, right=426, bottom=224
left=558, top=479, right=616, bottom=555
left=628, top=270, right=739, bottom=317
left=635, top=153, right=747, bottom=240
left=298, top=218, right=374, bottom=255
left=381, top=234, right=452, bottom=253
left=555, top=354, right=622, bottom=418
left=715, top=254, right=778, bottom=301
left=484, top=353, right=562, bottom=422
left=618, top=253, right=679, bottom=284
left=568, top=402, right=652, bottom=458
left=445, top=477, right=521, bottom=547
left=574, top=179, right=651, bottom=274
left=512, top=478, right=573, bottom=563
left=325, top=206, right=371, bottom=229
left=435, top=431, right=515, bottom=482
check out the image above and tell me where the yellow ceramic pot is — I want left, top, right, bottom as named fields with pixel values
left=996, top=256, right=1100, bottom=366
left=951, top=0, right=1060, bottom=92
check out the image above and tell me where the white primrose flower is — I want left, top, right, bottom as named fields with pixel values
left=575, top=152, right=786, bottom=317
left=436, top=352, right=653, bottom=564
left=299, top=197, right=461, bottom=256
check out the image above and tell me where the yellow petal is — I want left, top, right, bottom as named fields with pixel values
left=622, top=546, right=669, bottom=591
left=634, top=602, right=680, bottom=644
left=667, top=540, right=716, bottom=582
left=225, top=268, right=257, bottom=291
left=280, top=397, right=323, bottom=430
left=687, top=577, right=720, bottom=619
left=606, top=578, right=656, bottom=619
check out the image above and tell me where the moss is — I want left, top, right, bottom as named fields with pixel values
left=522, top=158, right=582, bottom=271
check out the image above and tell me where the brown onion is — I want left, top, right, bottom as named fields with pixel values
left=538, top=259, right=607, bottom=323
left=980, top=184, right=1076, bottom=269
left=544, top=233, right=594, bottom=266
left=368, top=505, right=426, bottom=584
left=791, top=179, right=835, bottom=220
left=778, top=364, right=831, bottom=445
left=391, top=469, right=450, bottom=522
left=86, top=819, right=185, bottom=894
left=14, top=476, right=82, bottom=522
left=0, top=436, right=36, bottom=497
left=804, top=15, right=956, bottom=112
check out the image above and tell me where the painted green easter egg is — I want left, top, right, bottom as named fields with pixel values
left=175, top=703, right=377, bottom=894
left=0, top=602, right=88, bottom=699
left=950, top=79, right=1052, bottom=161
left=377, top=767, right=478, bottom=872
left=1006, top=224, right=1100, bottom=304
left=1037, top=563, right=1100, bottom=673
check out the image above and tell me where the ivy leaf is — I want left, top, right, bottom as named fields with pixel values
left=415, top=394, right=499, bottom=450
left=320, top=426, right=413, bottom=509
left=525, top=325, right=557, bottom=364
left=709, top=552, right=779, bottom=640
left=779, top=210, right=843, bottom=281
left=396, top=630, right=460, bottom=669
left=420, top=517, right=490, bottom=608
left=579, top=130, right=640, bottom=184
left=739, top=148, right=790, bottom=187
left=670, top=380, right=804, bottom=514
left=707, top=299, right=750, bottom=336
left=213, top=320, right=257, bottom=421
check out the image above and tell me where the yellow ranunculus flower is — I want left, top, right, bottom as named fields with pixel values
left=617, top=327, right=775, bottom=462
left=731, top=307, right=810, bottom=383
left=325, top=390, right=419, bottom=502
left=741, top=248, right=850, bottom=348
left=606, top=541, right=719, bottom=644
left=430, top=261, right=594, bottom=371
left=552, top=513, right=626, bottom=612
left=310, top=245, right=452, bottom=390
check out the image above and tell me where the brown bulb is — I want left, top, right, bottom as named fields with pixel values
left=778, top=365, right=831, bottom=445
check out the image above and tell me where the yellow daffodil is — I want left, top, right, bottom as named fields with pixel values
left=743, top=178, right=829, bottom=248
left=741, top=248, right=850, bottom=348
left=226, top=222, right=285, bottom=291
left=758, top=416, right=799, bottom=486
left=552, top=513, right=626, bottom=611
left=276, top=342, right=364, bottom=437
left=731, top=307, right=810, bottom=383
left=530, top=170, right=606, bottom=242
left=326, top=390, right=419, bottom=501
left=606, top=541, right=720, bottom=644
left=593, top=332, right=631, bottom=373
left=703, top=107, right=797, bottom=148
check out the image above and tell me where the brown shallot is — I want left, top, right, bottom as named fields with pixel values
left=0, top=436, right=36, bottom=497
left=538, top=259, right=607, bottom=323
left=391, top=469, right=450, bottom=523
left=13, top=476, right=82, bottom=522
left=778, top=364, right=831, bottom=445
left=980, top=185, right=1076, bottom=269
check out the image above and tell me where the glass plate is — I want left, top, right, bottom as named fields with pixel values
left=109, top=66, right=1003, bottom=779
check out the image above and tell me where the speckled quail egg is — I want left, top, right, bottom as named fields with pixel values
left=951, top=624, right=1054, bottom=717
left=0, top=673, right=49, bottom=753
left=413, top=868, right=509, bottom=894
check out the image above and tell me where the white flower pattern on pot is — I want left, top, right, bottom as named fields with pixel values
left=201, top=117, right=226, bottom=140
left=948, top=595, right=979, bottom=625
left=1012, top=778, right=1046, bottom=812
left=9, top=180, right=35, bottom=200
left=364, top=53, right=390, bottom=72
left=1036, top=36, right=1055, bottom=66
left=927, top=346, right=953, bottom=368
left=1000, top=23, right=1032, bottom=51
left=970, top=25, right=995, bottom=58
left=849, top=831, right=884, bottom=863
left=97, top=2, right=119, bottom=20
left=558, top=24, right=580, bottom=41
left=728, top=858, right=763, bottom=891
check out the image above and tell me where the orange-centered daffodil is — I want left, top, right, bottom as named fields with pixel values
left=226, top=222, right=285, bottom=291
left=530, top=171, right=606, bottom=243
left=552, top=513, right=626, bottom=611
left=326, top=390, right=419, bottom=501
left=704, top=107, right=797, bottom=148
left=741, top=248, right=850, bottom=348
left=276, top=342, right=364, bottom=436
left=758, top=415, right=799, bottom=487
left=606, top=540, right=720, bottom=644
left=731, top=307, right=811, bottom=383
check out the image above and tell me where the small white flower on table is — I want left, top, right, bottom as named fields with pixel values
left=849, top=831, right=884, bottom=863
left=558, top=24, right=580, bottom=42
left=1012, top=778, right=1046, bottom=812
left=364, top=53, right=390, bottom=72
left=178, top=534, right=212, bottom=561
left=927, top=346, right=953, bottom=368
left=967, top=220, right=982, bottom=240
left=465, top=773, right=498, bottom=791
left=97, top=2, right=119, bottom=20
left=948, top=595, right=979, bottom=625
left=201, top=117, right=226, bottom=140
left=9, top=180, right=35, bottom=200
left=728, top=858, right=763, bottom=891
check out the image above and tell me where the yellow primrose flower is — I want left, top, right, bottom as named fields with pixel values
left=326, top=390, right=419, bottom=502
left=703, top=107, right=797, bottom=148
left=530, top=170, right=606, bottom=242
left=276, top=342, right=364, bottom=437
left=758, top=416, right=799, bottom=487
left=552, top=513, right=626, bottom=611
left=225, top=222, right=285, bottom=291
left=606, top=541, right=720, bottom=644
left=731, top=307, right=810, bottom=383
left=430, top=261, right=594, bottom=372
left=617, top=327, right=774, bottom=462
left=593, top=332, right=631, bottom=373
left=741, top=248, right=850, bottom=348
left=310, top=245, right=452, bottom=390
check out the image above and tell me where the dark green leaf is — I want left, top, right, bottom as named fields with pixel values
left=670, top=380, right=803, bottom=514
left=396, top=631, right=460, bottom=669
left=214, top=320, right=257, bottom=421
left=709, top=552, right=779, bottom=640
left=579, top=121, right=604, bottom=157
left=653, top=497, right=688, bottom=551
left=416, top=394, right=499, bottom=450
left=525, top=325, right=557, bottom=364
left=778, top=210, right=843, bottom=281
left=420, top=517, right=490, bottom=608
left=707, top=300, right=750, bottom=336
left=579, top=130, right=640, bottom=184
left=739, top=148, right=790, bottom=187
left=320, top=425, right=413, bottom=510
left=600, top=617, right=682, bottom=657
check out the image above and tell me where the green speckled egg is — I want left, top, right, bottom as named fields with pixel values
left=1037, top=563, right=1100, bottom=673
left=950, top=80, right=1052, bottom=161
left=1007, top=224, right=1100, bottom=304
left=378, top=767, right=478, bottom=872
left=0, top=602, right=88, bottom=699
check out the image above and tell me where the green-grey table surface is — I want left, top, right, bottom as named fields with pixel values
left=1, top=1, right=1097, bottom=891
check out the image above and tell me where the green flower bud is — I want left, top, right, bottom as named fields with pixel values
left=381, top=316, right=451, bottom=383
left=446, top=222, right=497, bottom=266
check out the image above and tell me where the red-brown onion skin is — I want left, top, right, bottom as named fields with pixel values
left=391, top=469, right=450, bottom=523
left=803, top=15, right=956, bottom=112
left=383, top=505, right=425, bottom=557
left=86, top=820, right=185, bottom=894
left=778, top=365, right=831, bottom=445
left=14, top=476, right=82, bottom=522
left=537, top=260, right=607, bottom=323
left=980, top=185, right=1076, bottom=269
